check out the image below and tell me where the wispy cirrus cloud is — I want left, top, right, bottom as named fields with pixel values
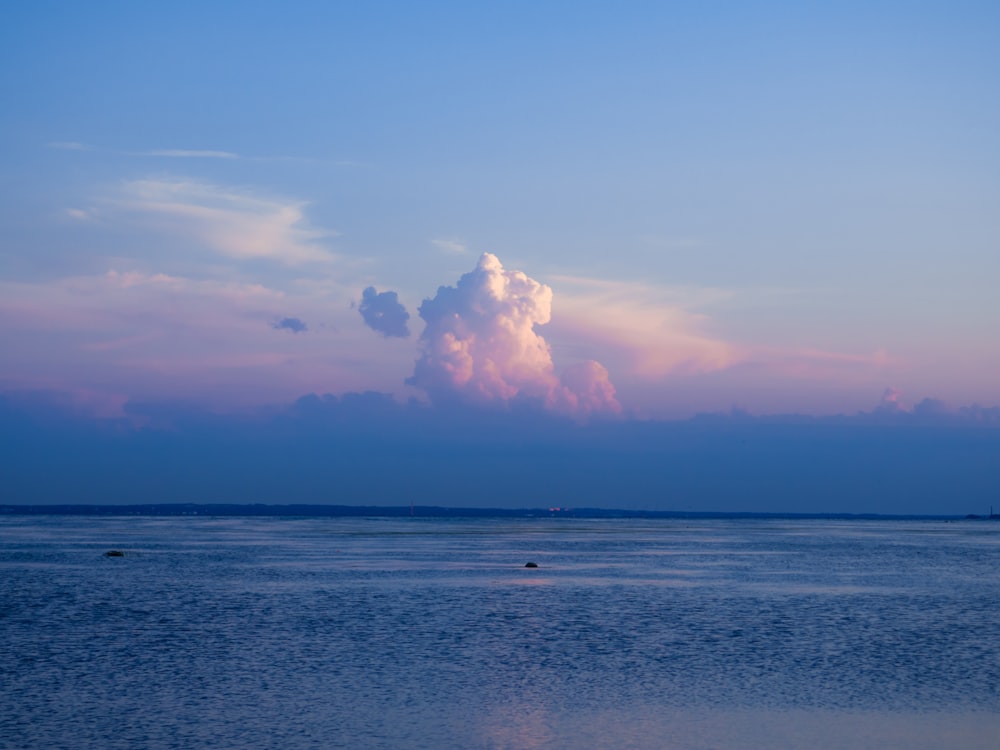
left=46, top=141, right=92, bottom=151
left=431, top=238, right=467, bottom=254
left=141, top=149, right=241, bottom=159
left=545, top=276, right=904, bottom=391
left=44, top=141, right=346, bottom=165
left=546, top=275, right=739, bottom=379
left=750, top=345, right=899, bottom=382
left=0, top=269, right=287, bottom=333
left=792, top=348, right=895, bottom=367
left=46, top=140, right=239, bottom=159
left=0, top=268, right=392, bottom=407
left=64, top=208, right=93, bottom=221
left=78, top=333, right=161, bottom=352
left=114, top=179, right=336, bottom=265
left=0, top=270, right=286, bottom=401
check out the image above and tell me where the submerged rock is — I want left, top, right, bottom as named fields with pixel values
left=104, top=550, right=125, bottom=557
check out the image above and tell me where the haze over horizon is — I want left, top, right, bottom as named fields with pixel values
left=1, top=3, right=998, bottom=514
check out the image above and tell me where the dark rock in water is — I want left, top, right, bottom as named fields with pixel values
left=104, top=550, right=125, bottom=557
left=524, top=562, right=538, bottom=568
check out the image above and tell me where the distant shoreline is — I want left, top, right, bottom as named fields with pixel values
left=2, top=503, right=993, bottom=521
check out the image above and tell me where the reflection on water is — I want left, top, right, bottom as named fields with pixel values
left=1, top=516, right=999, bottom=749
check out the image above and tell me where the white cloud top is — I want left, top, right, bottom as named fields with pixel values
left=408, top=253, right=620, bottom=418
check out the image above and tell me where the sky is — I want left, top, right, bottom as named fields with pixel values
left=1, top=3, right=998, bottom=512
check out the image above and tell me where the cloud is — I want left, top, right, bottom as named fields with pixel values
left=913, top=397, right=948, bottom=417
left=47, top=141, right=91, bottom=151
left=546, top=276, right=738, bottom=379
left=792, top=348, right=895, bottom=368
left=273, top=317, right=308, bottom=334
left=749, top=346, right=899, bottom=384
left=431, top=238, right=467, bottom=254
left=359, top=287, right=410, bottom=338
left=5, top=388, right=999, bottom=514
left=79, top=333, right=160, bottom=352
left=65, top=208, right=93, bottom=221
left=116, top=179, right=335, bottom=265
left=142, top=149, right=240, bottom=159
left=0, top=261, right=417, bottom=410
left=45, top=141, right=238, bottom=159
left=550, top=360, right=620, bottom=419
left=407, top=253, right=620, bottom=418
left=876, top=386, right=909, bottom=413
left=0, top=269, right=286, bottom=326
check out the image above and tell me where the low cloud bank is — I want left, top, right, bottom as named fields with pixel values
left=3, top=388, right=999, bottom=515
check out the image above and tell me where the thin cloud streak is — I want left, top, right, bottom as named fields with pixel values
left=47, top=142, right=239, bottom=159
left=46, top=141, right=91, bottom=151
left=0, top=270, right=286, bottom=333
left=142, top=149, right=240, bottom=159
left=0, top=266, right=415, bottom=408
left=547, top=276, right=739, bottom=379
left=115, top=179, right=336, bottom=265
left=431, top=238, right=468, bottom=254
left=44, top=140, right=352, bottom=166
left=547, top=276, right=904, bottom=392
left=750, top=346, right=900, bottom=382
left=78, top=333, right=161, bottom=352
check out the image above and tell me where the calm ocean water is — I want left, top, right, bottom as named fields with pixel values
left=1, top=515, right=998, bottom=749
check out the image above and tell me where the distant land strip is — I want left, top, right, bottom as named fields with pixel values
left=2, top=504, right=994, bottom=521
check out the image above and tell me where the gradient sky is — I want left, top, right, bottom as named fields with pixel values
left=2, top=3, right=1000, bottom=513
left=2, top=1, right=998, bottom=421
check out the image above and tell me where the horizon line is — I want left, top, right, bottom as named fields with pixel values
left=2, top=503, right=994, bottom=521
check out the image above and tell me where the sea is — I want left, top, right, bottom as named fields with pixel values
left=1, top=515, right=998, bottom=749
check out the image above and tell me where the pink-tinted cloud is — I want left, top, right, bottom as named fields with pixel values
left=549, top=360, right=619, bottom=419
left=748, top=346, right=900, bottom=383
left=407, top=253, right=620, bottom=417
left=0, top=270, right=286, bottom=332
left=0, top=268, right=413, bottom=408
left=876, top=386, right=910, bottom=413
left=545, top=276, right=738, bottom=379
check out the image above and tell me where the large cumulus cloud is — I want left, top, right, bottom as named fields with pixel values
left=406, top=253, right=620, bottom=418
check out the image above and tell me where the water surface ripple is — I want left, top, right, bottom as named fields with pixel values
left=2, top=517, right=998, bottom=749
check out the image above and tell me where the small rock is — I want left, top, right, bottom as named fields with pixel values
left=524, top=562, right=539, bottom=568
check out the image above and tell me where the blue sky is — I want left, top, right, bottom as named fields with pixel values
left=3, top=1, right=998, bottom=418
left=1, top=3, right=999, bottom=511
